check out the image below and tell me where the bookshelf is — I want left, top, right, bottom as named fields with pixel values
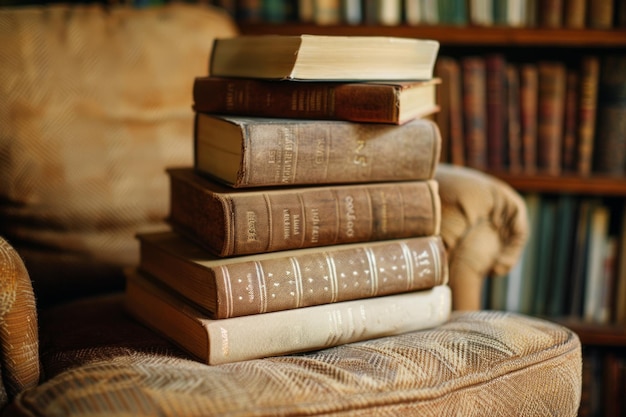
left=238, top=19, right=626, bottom=416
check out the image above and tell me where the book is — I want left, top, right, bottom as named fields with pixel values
left=539, top=0, right=563, bottom=27
left=588, top=0, right=614, bottom=29
left=125, top=269, right=452, bottom=365
left=485, top=54, right=507, bottom=172
left=194, top=114, right=442, bottom=188
left=192, top=77, right=440, bottom=125
left=576, top=56, right=600, bottom=177
left=532, top=196, right=557, bottom=316
left=209, top=35, right=440, bottom=81
left=434, top=56, right=464, bottom=166
left=137, top=230, right=448, bottom=319
left=583, top=202, right=610, bottom=322
left=561, top=70, right=579, bottom=173
left=537, top=61, right=566, bottom=175
left=594, top=55, right=626, bottom=176
left=563, top=0, right=586, bottom=28
left=506, top=63, right=522, bottom=174
left=519, top=64, right=538, bottom=174
left=168, top=168, right=442, bottom=257
left=313, top=0, right=341, bottom=25
left=461, top=56, right=488, bottom=170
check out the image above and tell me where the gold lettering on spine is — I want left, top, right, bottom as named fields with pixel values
left=246, top=211, right=258, bottom=242
left=225, top=82, right=235, bottom=111
left=310, top=208, right=320, bottom=243
left=344, top=195, right=356, bottom=238
left=280, top=127, right=296, bottom=184
left=220, top=327, right=230, bottom=357
left=283, top=209, right=291, bottom=240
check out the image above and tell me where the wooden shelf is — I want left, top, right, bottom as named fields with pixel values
left=552, top=318, right=626, bottom=346
left=487, top=173, right=626, bottom=196
left=239, top=23, right=626, bottom=48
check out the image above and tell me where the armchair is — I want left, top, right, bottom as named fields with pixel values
left=0, top=3, right=581, bottom=416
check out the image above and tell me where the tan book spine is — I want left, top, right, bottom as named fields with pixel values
left=125, top=270, right=452, bottom=365
left=138, top=231, right=448, bottom=318
left=167, top=168, right=441, bottom=257
left=576, top=56, right=600, bottom=176
left=192, top=77, right=439, bottom=125
left=194, top=114, right=441, bottom=188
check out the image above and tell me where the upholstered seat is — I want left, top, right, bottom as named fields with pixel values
left=0, top=4, right=582, bottom=416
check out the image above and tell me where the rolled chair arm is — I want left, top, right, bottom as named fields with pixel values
left=435, top=164, right=529, bottom=310
left=0, top=238, right=40, bottom=409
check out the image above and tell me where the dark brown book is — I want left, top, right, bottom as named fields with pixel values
left=194, top=114, right=441, bottom=188
left=594, top=55, right=626, bottom=176
left=435, top=56, right=465, bottom=166
left=577, top=56, right=600, bottom=176
left=520, top=64, right=539, bottom=174
left=125, top=267, right=451, bottom=365
left=562, top=70, right=579, bottom=173
left=461, top=56, right=488, bottom=170
left=537, top=61, right=566, bottom=176
left=563, top=0, right=586, bottom=28
left=506, top=63, right=522, bottom=174
left=168, top=168, right=441, bottom=257
left=192, top=77, right=440, bottom=125
left=485, top=54, right=507, bottom=172
left=588, top=0, right=614, bottom=29
left=209, top=35, right=440, bottom=81
left=540, top=0, right=563, bottom=27
left=137, top=229, right=449, bottom=319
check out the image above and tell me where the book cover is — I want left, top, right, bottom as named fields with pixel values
left=194, top=114, right=441, bottom=188
left=209, top=35, right=440, bottom=81
left=137, top=230, right=448, bottom=319
left=583, top=202, right=610, bottom=322
left=192, top=77, right=440, bottom=125
left=168, top=168, right=442, bottom=257
left=562, top=70, right=579, bottom=173
left=125, top=269, right=452, bottom=365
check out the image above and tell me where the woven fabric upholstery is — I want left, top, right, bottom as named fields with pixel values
left=6, top=294, right=581, bottom=417
left=0, top=4, right=238, bottom=308
left=0, top=238, right=39, bottom=409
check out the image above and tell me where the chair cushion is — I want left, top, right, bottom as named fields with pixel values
left=0, top=4, right=238, bottom=308
left=8, top=294, right=582, bottom=417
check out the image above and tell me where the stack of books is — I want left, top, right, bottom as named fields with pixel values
left=125, top=34, right=452, bottom=365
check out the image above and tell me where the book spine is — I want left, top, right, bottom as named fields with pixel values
left=506, top=64, right=522, bottom=174
left=520, top=64, right=538, bottom=174
left=593, top=55, right=626, bottom=176
left=576, top=56, right=600, bottom=176
left=127, top=272, right=452, bottom=365
left=561, top=70, right=579, bottom=173
left=485, top=54, right=507, bottom=172
left=193, top=78, right=429, bottom=124
left=168, top=170, right=442, bottom=257
left=196, top=116, right=441, bottom=187
left=537, top=61, right=566, bottom=176
left=213, top=235, right=448, bottom=318
left=462, top=56, right=488, bottom=170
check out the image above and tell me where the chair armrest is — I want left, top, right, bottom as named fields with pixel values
left=0, top=238, right=40, bottom=408
left=435, top=165, right=528, bottom=310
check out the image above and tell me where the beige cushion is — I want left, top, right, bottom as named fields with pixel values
left=7, top=294, right=582, bottom=417
left=0, top=4, right=238, bottom=307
